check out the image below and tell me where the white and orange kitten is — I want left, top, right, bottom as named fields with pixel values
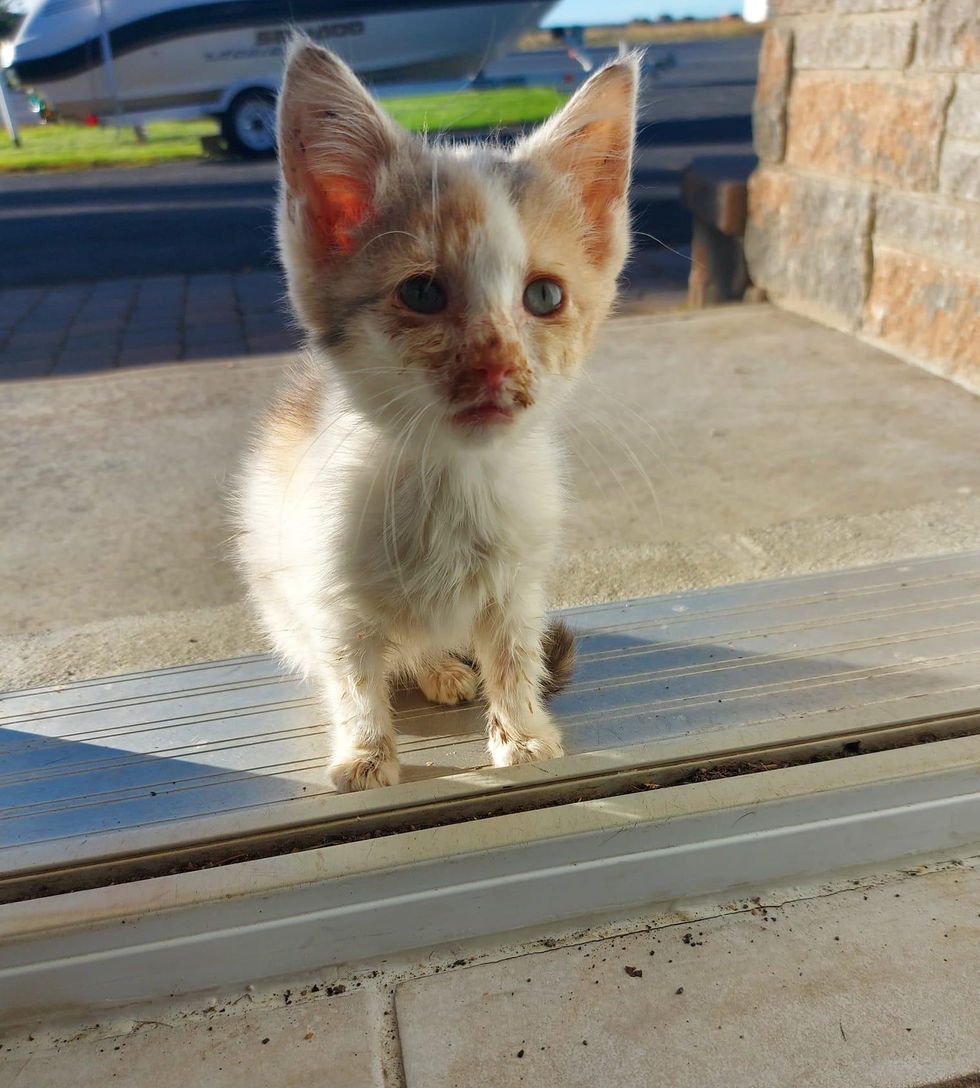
left=235, top=39, right=638, bottom=791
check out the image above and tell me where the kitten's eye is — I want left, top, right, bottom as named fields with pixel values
left=523, top=278, right=564, bottom=317
left=397, top=276, right=447, bottom=315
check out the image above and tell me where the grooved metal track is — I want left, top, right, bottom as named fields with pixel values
left=3, top=552, right=980, bottom=884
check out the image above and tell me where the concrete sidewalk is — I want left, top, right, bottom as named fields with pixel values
left=1, top=302, right=977, bottom=690
left=0, top=270, right=298, bottom=378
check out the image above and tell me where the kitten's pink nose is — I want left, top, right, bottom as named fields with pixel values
left=474, top=362, right=515, bottom=392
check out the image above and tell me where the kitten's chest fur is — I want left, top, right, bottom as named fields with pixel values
left=341, top=429, right=561, bottom=618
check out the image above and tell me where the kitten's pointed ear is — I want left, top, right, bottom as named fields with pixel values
left=519, top=54, right=639, bottom=263
left=277, top=38, right=402, bottom=258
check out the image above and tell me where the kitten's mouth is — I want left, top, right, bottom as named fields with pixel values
left=452, top=402, right=515, bottom=428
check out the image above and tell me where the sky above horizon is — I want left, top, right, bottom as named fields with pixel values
left=546, top=0, right=731, bottom=22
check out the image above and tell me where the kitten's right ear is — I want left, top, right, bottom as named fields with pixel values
left=277, top=38, right=401, bottom=258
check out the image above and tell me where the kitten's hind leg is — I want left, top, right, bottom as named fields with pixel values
left=321, top=626, right=401, bottom=792
left=417, top=653, right=479, bottom=706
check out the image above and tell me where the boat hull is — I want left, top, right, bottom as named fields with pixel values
left=8, top=1, right=554, bottom=121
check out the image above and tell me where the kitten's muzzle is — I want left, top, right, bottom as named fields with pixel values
left=449, top=360, right=521, bottom=427
left=452, top=367, right=518, bottom=427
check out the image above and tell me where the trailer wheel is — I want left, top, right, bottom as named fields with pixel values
left=222, top=89, right=277, bottom=157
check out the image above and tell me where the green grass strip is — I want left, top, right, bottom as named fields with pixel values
left=0, top=87, right=566, bottom=173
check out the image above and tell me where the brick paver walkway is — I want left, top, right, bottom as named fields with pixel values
left=0, top=270, right=299, bottom=379
left=0, top=247, right=690, bottom=381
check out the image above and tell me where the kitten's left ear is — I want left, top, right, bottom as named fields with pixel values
left=277, top=38, right=403, bottom=258
left=518, top=54, right=640, bottom=263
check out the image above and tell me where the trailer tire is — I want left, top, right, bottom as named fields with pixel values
left=222, top=88, right=277, bottom=157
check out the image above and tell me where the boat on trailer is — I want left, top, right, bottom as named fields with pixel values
left=4, top=0, right=557, bottom=153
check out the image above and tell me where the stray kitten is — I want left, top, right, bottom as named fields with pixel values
left=235, top=39, right=638, bottom=791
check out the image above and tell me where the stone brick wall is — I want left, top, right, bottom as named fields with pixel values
left=745, top=0, right=979, bottom=392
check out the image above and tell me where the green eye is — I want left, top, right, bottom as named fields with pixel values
left=398, top=276, right=447, bottom=314
left=523, top=277, right=564, bottom=317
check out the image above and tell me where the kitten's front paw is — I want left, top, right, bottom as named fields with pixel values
left=487, top=714, right=565, bottom=768
left=419, top=656, right=479, bottom=706
left=329, top=748, right=401, bottom=792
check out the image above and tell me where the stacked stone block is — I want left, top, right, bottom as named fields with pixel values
left=745, top=0, right=979, bottom=390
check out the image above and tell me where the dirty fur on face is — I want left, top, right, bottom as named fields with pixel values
left=233, top=38, right=638, bottom=792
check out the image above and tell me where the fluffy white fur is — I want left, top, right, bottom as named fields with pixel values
left=234, top=40, right=638, bottom=791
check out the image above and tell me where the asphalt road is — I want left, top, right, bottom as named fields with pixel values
left=0, top=37, right=759, bottom=290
